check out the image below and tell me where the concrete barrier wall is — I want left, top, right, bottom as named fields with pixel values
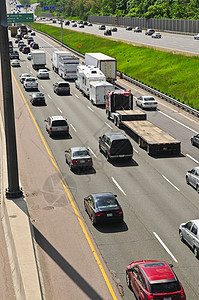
left=88, top=15, right=199, bottom=34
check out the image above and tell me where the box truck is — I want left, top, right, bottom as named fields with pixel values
left=32, top=51, right=46, bottom=70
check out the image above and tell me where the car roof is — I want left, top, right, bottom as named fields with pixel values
left=189, top=219, right=199, bottom=226
left=70, top=146, right=88, bottom=152
left=50, top=115, right=66, bottom=121
left=136, top=260, right=176, bottom=283
left=103, top=132, right=128, bottom=140
left=91, top=192, right=115, bottom=201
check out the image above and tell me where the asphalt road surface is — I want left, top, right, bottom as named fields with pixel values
left=9, top=30, right=199, bottom=300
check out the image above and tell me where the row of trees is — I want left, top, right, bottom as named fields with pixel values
left=37, top=0, right=199, bottom=20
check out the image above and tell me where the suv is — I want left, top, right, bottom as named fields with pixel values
left=104, top=30, right=112, bottom=36
left=45, top=116, right=69, bottom=137
left=99, top=25, right=106, bottom=30
left=53, top=82, right=70, bottom=95
left=145, top=29, right=155, bottom=35
left=23, top=77, right=38, bottom=91
left=99, top=132, right=133, bottom=161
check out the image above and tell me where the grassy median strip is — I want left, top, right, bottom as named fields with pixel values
left=29, top=23, right=199, bottom=110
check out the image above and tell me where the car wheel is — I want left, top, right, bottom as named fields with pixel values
left=186, top=176, right=189, bottom=185
left=179, top=230, right=184, bottom=242
left=194, top=246, right=199, bottom=258
left=126, top=272, right=131, bottom=288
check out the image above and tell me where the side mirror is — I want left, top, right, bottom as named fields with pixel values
left=169, top=264, right=173, bottom=268
left=65, top=150, right=68, bottom=153
left=114, top=195, right=117, bottom=198
left=99, top=136, right=101, bottom=139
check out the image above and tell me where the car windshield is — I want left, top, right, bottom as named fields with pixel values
left=39, top=69, right=47, bottom=72
left=96, top=197, right=118, bottom=209
left=59, top=83, right=69, bottom=87
left=33, top=93, right=43, bottom=97
left=151, top=281, right=181, bottom=294
left=73, top=150, right=89, bottom=157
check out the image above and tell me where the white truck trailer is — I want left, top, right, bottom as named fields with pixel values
left=58, top=55, right=79, bottom=80
left=32, top=51, right=46, bottom=70
left=85, top=53, right=117, bottom=83
left=76, top=65, right=106, bottom=97
left=52, top=51, right=71, bottom=73
left=89, top=81, right=115, bottom=105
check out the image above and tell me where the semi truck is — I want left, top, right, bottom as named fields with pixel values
left=58, top=55, right=80, bottom=80
left=105, top=90, right=181, bottom=156
left=32, top=51, right=46, bottom=70
left=10, top=26, right=17, bottom=37
left=89, top=81, right=115, bottom=105
left=76, top=65, right=106, bottom=97
left=85, top=53, right=117, bottom=83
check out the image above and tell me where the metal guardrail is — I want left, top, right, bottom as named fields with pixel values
left=29, top=26, right=199, bottom=118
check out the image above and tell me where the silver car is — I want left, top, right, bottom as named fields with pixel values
left=179, top=219, right=199, bottom=258
left=65, top=147, right=93, bottom=171
left=152, top=32, right=162, bottom=38
left=45, top=116, right=69, bottom=137
left=186, top=166, right=199, bottom=193
left=136, top=95, right=158, bottom=110
left=11, top=59, right=20, bottom=67
left=37, top=69, right=49, bottom=79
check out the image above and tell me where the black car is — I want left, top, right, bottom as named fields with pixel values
left=99, top=132, right=133, bottom=162
left=99, top=25, right=106, bottom=30
left=72, top=23, right=77, bottom=27
left=84, top=192, right=123, bottom=225
left=10, top=50, right=19, bottom=59
left=27, top=37, right=34, bottom=44
left=32, top=43, right=39, bottom=49
left=22, top=46, right=30, bottom=54
left=65, top=20, right=70, bottom=25
left=111, top=27, right=117, bottom=32
left=191, top=134, right=199, bottom=147
left=53, top=81, right=70, bottom=95
left=104, top=29, right=112, bottom=36
left=79, top=24, right=84, bottom=28
left=29, top=92, right=46, bottom=105
left=19, top=45, right=26, bottom=52
left=83, top=21, right=88, bottom=25
left=31, top=32, right=36, bottom=36
left=126, top=26, right=132, bottom=30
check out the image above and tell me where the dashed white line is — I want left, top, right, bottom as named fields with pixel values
left=70, top=123, right=76, bottom=132
left=75, top=94, right=79, bottom=98
left=162, top=175, right=180, bottom=192
left=27, top=65, right=29, bottom=68
left=88, top=106, right=94, bottom=112
left=112, top=177, right=126, bottom=196
left=57, top=107, right=62, bottom=114
left=41, top=85, right=44, bottom=89
left=134, top=148, right=138, bottom=153
left=88, top=146, right=97, bottom=158
left=30, top=71, right=33, bottom=74
left=186, top=154, right=199, bottom=164
left=56, top=76, right=60, bottom=80
left=105, top=122, right=113, bottom=129
left=153, top=232, right=178, bottom=263
left=159, top=111, right=198, bottom=134
left=48, top=94, right=52, bottom=99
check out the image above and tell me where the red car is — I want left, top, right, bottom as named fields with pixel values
left=126, top=260, right=186, bottom=300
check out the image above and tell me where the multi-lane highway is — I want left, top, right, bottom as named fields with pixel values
left=9, top=29, right=199, bottom=299
left=38, top=18, right=199, bottom=55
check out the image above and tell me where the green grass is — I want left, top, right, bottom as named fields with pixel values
left=30, top=23, right=199, bottom=109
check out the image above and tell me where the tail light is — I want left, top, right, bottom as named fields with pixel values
left=88, top=158, right=92, bottom=162
left=50, top=127, right=52, bottom=131
left=72, top=159, right=78, bottom=163
left=115, top=210, right=123, bottom=214
left=154, top=102, right=157, bottom=104
left=87, top=88, right=89, bottom=91
left=181, top=289, right=186, bottom=299
left=57, top=88, right=59, bottom=91
left=95, top=212, right=103, bottom=216
left=147, top=296, right=154, bottom=300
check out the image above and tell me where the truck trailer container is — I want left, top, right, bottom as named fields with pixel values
left=89, top=81, right=115, bottom=105
left=52, top=51, right=72, bottom=73
left=58, top=55, right=79, bottom=80
left=85, top=53, right=117, bottom=83
left=32, top=51, right=46, bottom=70
left=105, top=90, right=181, bottom=156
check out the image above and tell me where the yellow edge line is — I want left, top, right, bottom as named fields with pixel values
left=12, top=70, right=118, bottom=300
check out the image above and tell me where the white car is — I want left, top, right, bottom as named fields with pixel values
left=11, top=59, right=20, bottom=67
left=179, top=219, right=199, bottom=257
left=37, top=69, right=49, bottom=79
left=152, top=32, right=162, bottom=38
left=27, top=53, right=32, bottom=60
left=136, top=96, right=158, bottom=110
left=186, top=166, right=199, bottom=193
left=23, top=77, right=38, bottom=91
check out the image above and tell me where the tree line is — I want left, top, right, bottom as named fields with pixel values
left=37, top=0, right=199, bottom=20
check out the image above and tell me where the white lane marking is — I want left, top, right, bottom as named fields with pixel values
left=48, top=94, right=52, bottom=99
left=105, top=122, right=113, bottom=129
left=153, top=232, right=178, bottom=263
left=134, top=148, right=138, bottom=153
left=88, top=106, right=94, bottom=112
left=27, top=65, right=29, bottom=68
left=30, top=71, right=33, bottom=74
left=57, top=76, right=60, bottom=80
left=57, top=107, right=62, bottom=114
left=112, top=177, right=126, bottom=196
left=70, top=123, right=76, bottom=132
left=162, top=175, right=180, bottom=192
left=41, top=85, right=44, bottom=89
left=88, top=146, right=97, bottom=158
left=75, top=94, right=79, bottom=98
left=159, top=111, right=198, bottom=134
left=186, top=154, right=199, bottom=164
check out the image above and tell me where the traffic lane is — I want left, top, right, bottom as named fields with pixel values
left=40, top=20, right=199, bottom=55
left=11, top=69, right=123, bottom=300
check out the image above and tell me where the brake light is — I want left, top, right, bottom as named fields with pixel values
left=88, top=158, right=92, bottom=162
left=181, top=289, right=186, bottom=299
left=154, top=102, right=157, bottom=104
left=115, top=210, right=123, bottom=214
left=147, top=296, right=154, bottom=300
left=57, top=88, right=59, bottom=91
left=72, top=159, right=78, bottom=163
left=95, top=212, right=103, bottom=216
left=50, top=127, right=52, bottom=131
left=87, top=88, right=89, bottom=91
